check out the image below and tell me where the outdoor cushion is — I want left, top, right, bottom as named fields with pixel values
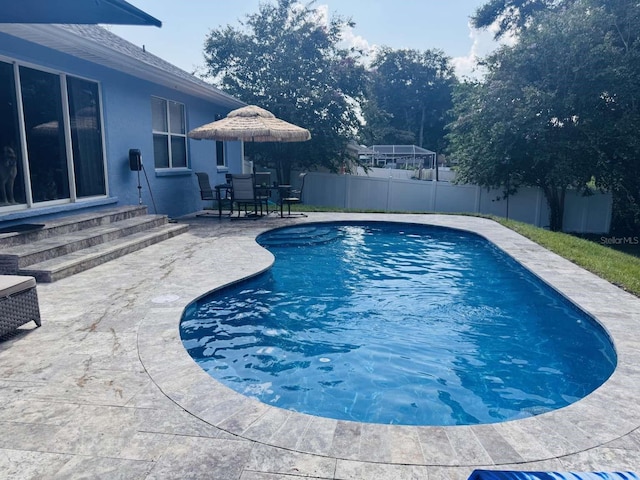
left=0, top=275, right=36, bottom=298
left=0, top=274, right=41, bottom=337
left=468, top=470, right=639, bottom=480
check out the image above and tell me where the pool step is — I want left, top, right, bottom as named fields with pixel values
left=259, top=226, right=339, bottom=247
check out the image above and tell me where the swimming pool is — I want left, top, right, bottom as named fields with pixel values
left=180, top=222, right=616, bottom=426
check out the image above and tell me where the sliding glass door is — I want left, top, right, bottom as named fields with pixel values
left=0, top=59, right=106, bottom=210
left=67, top=77, right=106, bottom=198
left=20, top=65, right=71, bottom=202
left=0, top=62, right=25, bottom=206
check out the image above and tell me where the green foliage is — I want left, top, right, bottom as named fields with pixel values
left=203, top=0, right=367, bottom=184
left=471, top=0, right=569, bottom=39
left=582, top=0, right=640, bottom=234
left=361, top=48, right=457, bottom=151
left=449, top=0, right=640, bottom=232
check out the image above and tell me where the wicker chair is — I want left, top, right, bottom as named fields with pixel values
left=0, top=275, right=41, bottom=337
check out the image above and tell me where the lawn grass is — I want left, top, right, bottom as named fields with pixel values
left=288, top=205, right=640, bottom=297
left=495, top=217, right=640, bottom=297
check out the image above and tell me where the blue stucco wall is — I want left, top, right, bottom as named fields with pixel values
left=0, top=31, right=244, bottom=221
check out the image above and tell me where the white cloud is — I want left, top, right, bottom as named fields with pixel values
left=313, top=4, right=373, bottom=57
left=312, top=3, right=329, bottom=25
left=452, top=23, right=496, bottom=80
left=340, top=25, right=372, bottom=54
left=452, top=21, right=517, bottom=80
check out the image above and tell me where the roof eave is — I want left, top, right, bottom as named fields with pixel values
left=0, top=24, right=244, bottom=109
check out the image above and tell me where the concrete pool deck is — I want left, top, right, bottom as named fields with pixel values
left=1, top=213, right=639, bottom=479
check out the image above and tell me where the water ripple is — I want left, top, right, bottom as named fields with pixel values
left=180, top=222, right=616, bottom=426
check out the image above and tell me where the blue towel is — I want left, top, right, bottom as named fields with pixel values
left=468, top=471, right=639, bottom=480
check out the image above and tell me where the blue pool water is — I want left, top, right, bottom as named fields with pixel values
left=180, top=222, right=616, bottom=426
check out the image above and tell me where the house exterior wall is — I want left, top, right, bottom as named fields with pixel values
left=0, top=31, right=243, bottom=224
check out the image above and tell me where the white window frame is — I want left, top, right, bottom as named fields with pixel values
left=151, top=96, right=188, bottom=170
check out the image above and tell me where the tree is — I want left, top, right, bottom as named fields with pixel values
left=471, top=0, right=570, bottom=40
left=362, top=48, right=457, bottom=152
left=358, top=97, right=415, bottom=147
left=203, top=0, right=367, bottom=184
left=581, top=0, right=640, bottom=234
left=449, top=3, right=605, bottom=231
left=463, top=0, right=640, bottom=233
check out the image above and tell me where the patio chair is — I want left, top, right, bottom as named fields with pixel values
left=279, top=173, right=308, bottom=218
left=196, top=171, right=232, bottom=217
left=195, top=172, right=215, bottom=206
left=230, top=174, right=262, bottom=218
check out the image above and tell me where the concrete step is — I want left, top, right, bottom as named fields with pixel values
left=0, top=205, right=148, bottom=248
left=0, top=214, right=170, bottom=272
left=19, top=223, right=189, bottom=283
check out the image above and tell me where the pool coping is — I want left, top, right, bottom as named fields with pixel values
left=137, top=213, right=640, bottom=467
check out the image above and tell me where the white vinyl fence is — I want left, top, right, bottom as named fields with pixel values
left=302, top=172, right=612, bottom=233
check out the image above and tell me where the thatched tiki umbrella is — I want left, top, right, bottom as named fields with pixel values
left=188, top=105, right=311, bottom=142
left=188, top=105, right=311, bottom=184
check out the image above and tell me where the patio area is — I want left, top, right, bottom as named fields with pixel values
left=1, top=212, right=639, bottom=479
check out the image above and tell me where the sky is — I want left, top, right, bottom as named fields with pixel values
left=111, top=0, right=498, bottom=79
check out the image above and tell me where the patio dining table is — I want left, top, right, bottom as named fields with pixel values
left=213, top=181, right=288, bottom=219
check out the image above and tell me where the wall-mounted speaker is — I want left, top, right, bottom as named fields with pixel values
left=129, top=149, right=142, bottom=171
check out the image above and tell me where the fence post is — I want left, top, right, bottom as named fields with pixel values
left=535, top=189, right=544, bottom=228
left=344, top=174, right=351, bottom=210
left=430, top=180, right=437, bottom=211
left=580, top=197, right=588, bottom=233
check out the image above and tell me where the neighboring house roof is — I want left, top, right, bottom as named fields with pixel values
left=0, top=23, right=245, bottom=109
left=346, top=141, right=375, bottom=156
left=371, top=145, right=436, bottom=156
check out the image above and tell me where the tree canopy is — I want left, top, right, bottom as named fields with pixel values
left=361, top=48, right=457, bottom=152
left=450, top=0, right=640, bottom=232
left=203, top=0, right=367, bottom=183
left=471, top=0, right=569, bottom=39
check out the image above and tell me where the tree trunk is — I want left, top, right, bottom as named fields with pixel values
left=418, top=106, right=426, bottom=148
left=543, top=185, right=566, bottom=231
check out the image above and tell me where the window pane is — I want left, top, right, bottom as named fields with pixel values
left=152, top=97, right=186, bottom=169
left=171, top=137, right=186, bottom=167
left=151, top=96, right=167, bottom=132
left=20, top=66, right=70, bottom=202
left=216, top=141, right=225, bottom=166
left=169, top=101, right=185, bottom=134
left=153, top=134, right=169, bottom=168
left=0, top=61, right=26, bottom=206
left=67, top=77, right=106, bottom=197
